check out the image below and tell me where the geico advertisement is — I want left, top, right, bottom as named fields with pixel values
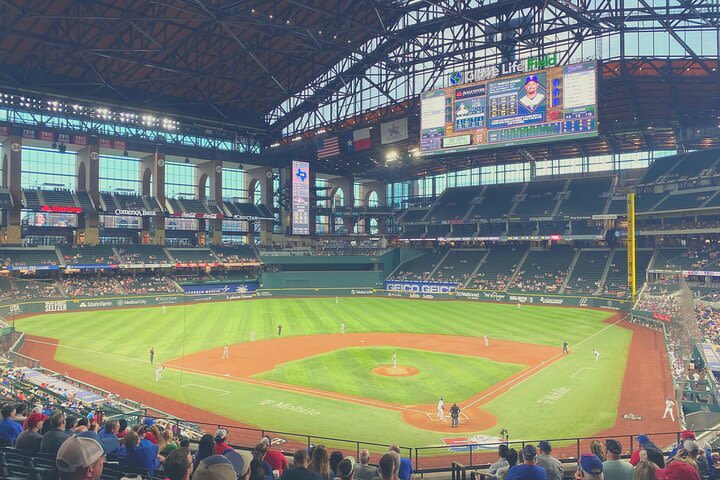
left=383, top=282, right=457, bottom=294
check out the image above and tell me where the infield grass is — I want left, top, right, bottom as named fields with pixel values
left=14, top=297, right=628, bottom=445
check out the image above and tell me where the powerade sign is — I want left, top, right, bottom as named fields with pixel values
left=181, top=282, right=259, bottom=295
left=383, top=281, right=457, bottom=294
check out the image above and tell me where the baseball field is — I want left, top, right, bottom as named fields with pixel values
left=14, top=297, right=673, bottom=450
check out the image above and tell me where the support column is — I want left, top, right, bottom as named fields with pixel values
left=246, top=165, right=275, bottom=237
left=141, top=151, right=166, bottom=245
left=197, top=159, right=223, bottom=245
left=76, top=144, right=100, bottom=244
left=1, top=137, right=22, bottom=243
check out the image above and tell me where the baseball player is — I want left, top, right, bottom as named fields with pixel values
left=223, top=344, right=230, bottom=360
left=562, top=340, right=568, bottom=354
left=155, top=366, right=164, bottom=381
left=437, top=398, right=445, bottom=420
left=392, top=351, right=397, bottom=369
left=340, top=323, right=346, bottom=334
left=149, top=348, right=155, bottom=364
left=277, top=325, right=282, bottom=336
left=249, top=330, right=256, bottom=342
left=335, top=297, right=339, bottom=305
left=483, top=334, right=489, bottom=347
left=663, top=398, right=676, bottom=421
left=593, top=348, right=599, bottom=361
left=162, top=305, right=166, bottom=315
left=450, top=403, right=461, bottom=428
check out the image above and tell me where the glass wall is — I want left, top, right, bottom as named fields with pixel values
left=21, top=147, right=76, bottom=189
left=222, top=168, right=246, bottom=200
left=165, top=162, right=197, bottom=198
left=99, top=155, right=141, bottom=193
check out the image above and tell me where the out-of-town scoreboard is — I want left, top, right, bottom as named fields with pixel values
left=420, top=55, right=598, bottom=156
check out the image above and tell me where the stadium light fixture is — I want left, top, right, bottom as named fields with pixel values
left=385, top=150, right=399, bottom=162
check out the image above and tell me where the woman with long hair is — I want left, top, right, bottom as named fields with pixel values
left=329, top=451, right=344, bottom=479
left=309, top=445, right=331, bottom=480
left=193, top=434, right=215, bottom=470
left=590, top=441, right=606, bottom=462
left=633, top=460, right=657, bottom=480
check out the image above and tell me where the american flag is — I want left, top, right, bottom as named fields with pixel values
left=316, top=136, right=340, bottom=159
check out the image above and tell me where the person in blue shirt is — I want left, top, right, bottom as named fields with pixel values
left=117, top=430, right=160, bottom=475
left=0, top=404, right=22, bottom=446
left=506, top=445, right=548, bottom=480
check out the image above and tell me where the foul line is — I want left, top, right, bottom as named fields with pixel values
left=461, top=313, right=628, bottom=409
left=180, top=383, right=231, bottom=396
left=571, top=367, right=595, bottom=379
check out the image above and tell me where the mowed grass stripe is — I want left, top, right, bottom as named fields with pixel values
left=254, top=347, right=524, bottom=405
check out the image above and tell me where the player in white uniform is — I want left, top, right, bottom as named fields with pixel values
left=223, top=344, right=230, bottom=359
left=335, top=297, right=339, bottom=305
left=162, top=305, right=166, bottom=315
left=593, top=349, right=599, bottom=361
left=155, top=366, right=164, bottom=381
left=663, top=398, right=676, bottom=421
left=340, top=323, right=346, bottom=334
left=437, top=398, right=445, bottom=420
left=392, top=351, right=397, bottom=369
left=249, top=330, right=256, bottom=342
left=483, top=334, right=489, bottom=347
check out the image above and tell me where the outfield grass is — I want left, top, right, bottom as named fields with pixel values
left=255, top=346, right=524, bottom=404
left=15, top=297, right=627, bottom=445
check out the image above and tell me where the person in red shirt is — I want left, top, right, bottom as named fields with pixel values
left=214, top=428, right=232, bottom=455
left=143, top=418, right=159, bottom=445
left=257, top=438, right=289, bottom=476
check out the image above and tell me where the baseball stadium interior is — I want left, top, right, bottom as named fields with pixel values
left=0, top=1, right=719, bottom=480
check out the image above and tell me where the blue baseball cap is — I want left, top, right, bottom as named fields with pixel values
left=538, top=441, right=551, bottom=452
left=525, top=75, right=539, bottom=84
left=637, top=434, right=650, bottom=445
left=580, top=453, right=603, bottom=474
left=143, top=417, right=156, bottom=427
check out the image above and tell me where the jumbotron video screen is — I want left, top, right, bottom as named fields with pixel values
left=420, top=60, right=598, bottom=156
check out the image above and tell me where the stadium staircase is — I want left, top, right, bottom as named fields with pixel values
left=70, top=191, right=81, bottom=208
left=35, top=189, right=45, bottom=206
left=461, top=249, right=490, bottom=288
left=507, top=182, right=528, bottom=216
left=596, top=250, right=615, bottom=295
left=559, top=249, right=582, bottom=294
left=428, top=249, right=451, bottom=279
left=507, top=249, right=530, bottom=288
left=550, top=179, right=571, bottom=217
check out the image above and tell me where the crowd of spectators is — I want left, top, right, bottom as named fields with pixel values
left=468, top=274, right=513, bottom=291
left=60, top=277, right=124, bottom=297
left=119, top=276, right=180, bottom=295
left=0, top=281, right=60, bottom=302
left=510, top=273, right=565, bottom=294
left=62, top=248, right=119, bottom=266
left=258, top=241, right=385, bottom=257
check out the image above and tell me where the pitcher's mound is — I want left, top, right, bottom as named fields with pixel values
left=373, top=365, right=419, bottom=377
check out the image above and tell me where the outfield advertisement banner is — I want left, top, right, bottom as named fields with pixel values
left=181, top=282, right=259, bottom=295
left=455, top=289, right=629, bottom=309
left=383, top=280, right=458, bottom=294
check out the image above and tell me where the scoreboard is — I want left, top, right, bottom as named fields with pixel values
left=420, top=60, right=598, bottom=156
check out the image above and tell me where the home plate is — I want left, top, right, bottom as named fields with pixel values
left=224, top=373, right=230, bottom=376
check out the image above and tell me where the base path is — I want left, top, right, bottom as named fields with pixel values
left=164, top=332, right=560, bottom=433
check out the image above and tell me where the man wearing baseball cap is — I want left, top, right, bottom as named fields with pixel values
left=56, top=436, right=105, bottom=480
left=602, top=440, right=632, bottom=480
left=15, top=412, right=46, bottom=455
left=214, top=428, right=232, bottom=455
left=578, top=453, right=603, bottom=480
left=506, top=445, right=548, bottom=480
left=225, top=450, right=254, bottom=480
left=535, top=441, right=562, bottom=480
left=194, top=455, right=237, bottom=480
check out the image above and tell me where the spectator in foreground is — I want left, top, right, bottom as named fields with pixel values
left=0, top=404, right=22, bottom=446
left=632, top=461, right=657, bottom=480
left=56, top=436, right=105, bottom=480
left=602, top=440, right=633, bottom=480
left=371, top=454, right=394, bottom=480
left=496, top=449, right=518, bottom=480
left=214, top=429, right=232, bottom=454
left=281, top=449, right=320, bottom=480
left=309, top=444, right=332, bottom=480
left=590, top=441, right=607, bottom=462
left=163, top=448, right=193, bottom=480
left=329, top=451, right=344, bottom=479
left=389, top=445, right=412, bottom=480
left=535, top=441, right=562, bottom=480
left=658, top=460, right=701, bottom=480
left=252, top=447, right=275, bottom=480
left=194, top=455, right=237, bottom=480
left=225, top=450, right=254, bottom=480
left=259, top=438, right=290, bottom=477
left=506, top=445, right=547, bottom=480
left=354, top=449, right=377, bottom=480
left=489, top=444, right=510, bottom=475
left=336, top=457, right=356, bottom=480
left=41, top=411, right=71, bottom=456
left=117, top=429, right=161, bottom=475
left=194, top=434, right=215, bottom=470
left=577, top=454, right=603, bottom=480
left=15, top=411, right=45, bottom=454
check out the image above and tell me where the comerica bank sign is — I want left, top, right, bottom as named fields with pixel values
left=448, top=54, right=559, bottom=86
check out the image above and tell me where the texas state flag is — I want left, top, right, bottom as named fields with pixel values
left=343, top=128, right=372, bottom=152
